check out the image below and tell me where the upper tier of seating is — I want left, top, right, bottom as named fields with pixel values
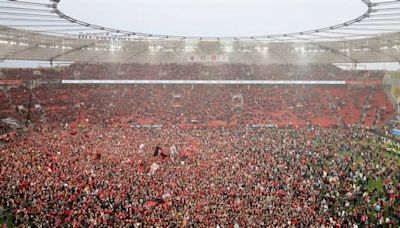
left=0, top=63, right=385, bottom=80
left=0, top=84, right=394, bottom=129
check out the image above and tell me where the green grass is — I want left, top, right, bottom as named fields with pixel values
left=358, top=139, right=400, bottom=167
left=384, top=151, right=400, bottom=168
left=0, top=214, right=15, bottom=228
left=341, top=151, right=352, bottom=157
left=368, top=179, right=384, bottom=205
left=367, top=179, right=384, bottom=193
left=355, top=155, right=365, bottom=165
left=389, top=71, right=400, bottom=79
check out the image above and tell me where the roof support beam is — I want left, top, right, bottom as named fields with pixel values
left=49, top=42, right=96, bottom=62
left=287, top=35, right=360, bottom=63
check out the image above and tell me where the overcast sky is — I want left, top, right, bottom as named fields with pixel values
left=59, top=0, right=367, bottom=37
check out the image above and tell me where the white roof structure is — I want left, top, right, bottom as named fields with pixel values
left=1, top=0, right=400, bottom=64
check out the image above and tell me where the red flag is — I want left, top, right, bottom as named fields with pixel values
left=178, top=148, right=192, bottom=158
left=127, top=160, right=135, bottom=166
left=147, top=198, right=165, bottom=207
left=19, top=181, right=30, bottom=190
left=116, top=212, right=127, bottom=219
left=77, top=184, right=86, bottom=190
left=65, top=210, right=74, bottom=216
left=137, top=166, right=145, bottom=172
left=178, top=141, right=199, bottom=158
left=147, top=201, right=158, bottom=207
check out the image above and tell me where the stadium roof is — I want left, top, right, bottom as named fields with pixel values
left=1, top=0, right=400, bottom=64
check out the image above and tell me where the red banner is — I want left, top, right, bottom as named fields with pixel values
left=0, top=80, right=22, bottom=85
left=46, top=106, right=67, bottom=111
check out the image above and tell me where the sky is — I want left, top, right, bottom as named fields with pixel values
left=58, top=0, right=367, bottom=37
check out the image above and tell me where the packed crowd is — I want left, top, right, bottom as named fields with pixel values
left=0, top=63, right=385, bottom=80
left=0, top=63, right=391, bottom=129
left=0, top=64, right=398, bottom=226
left=1, top=126, right=399, bottom=227
left=0, top=84, right=394, bottom=129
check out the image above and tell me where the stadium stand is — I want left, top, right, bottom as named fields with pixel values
left=0, top=63, right=398, bottom=226
left=1, top=0, right=400, bottom=225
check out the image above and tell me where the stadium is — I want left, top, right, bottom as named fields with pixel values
left=0, top=0, right=400, bottom=226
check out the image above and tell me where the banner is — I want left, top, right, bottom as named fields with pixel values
left=346, top=80, right=382, bottom=86
left=0, top=80, right=22, bottom=85
left=149, top=163, right=160, bottom=176
left=391, top=129, right=400, bottom=136
left=384, top=140, right=400, bottom=156
left=187, top=55, right=229, bottom=63
left=62, top=80, right=346, bottom=85
left=131, top=124, right=162, bottom=129
left=392, top=86, right=400, bottom=98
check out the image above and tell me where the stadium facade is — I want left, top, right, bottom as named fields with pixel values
left=0, top=0, right=400, bottom=64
